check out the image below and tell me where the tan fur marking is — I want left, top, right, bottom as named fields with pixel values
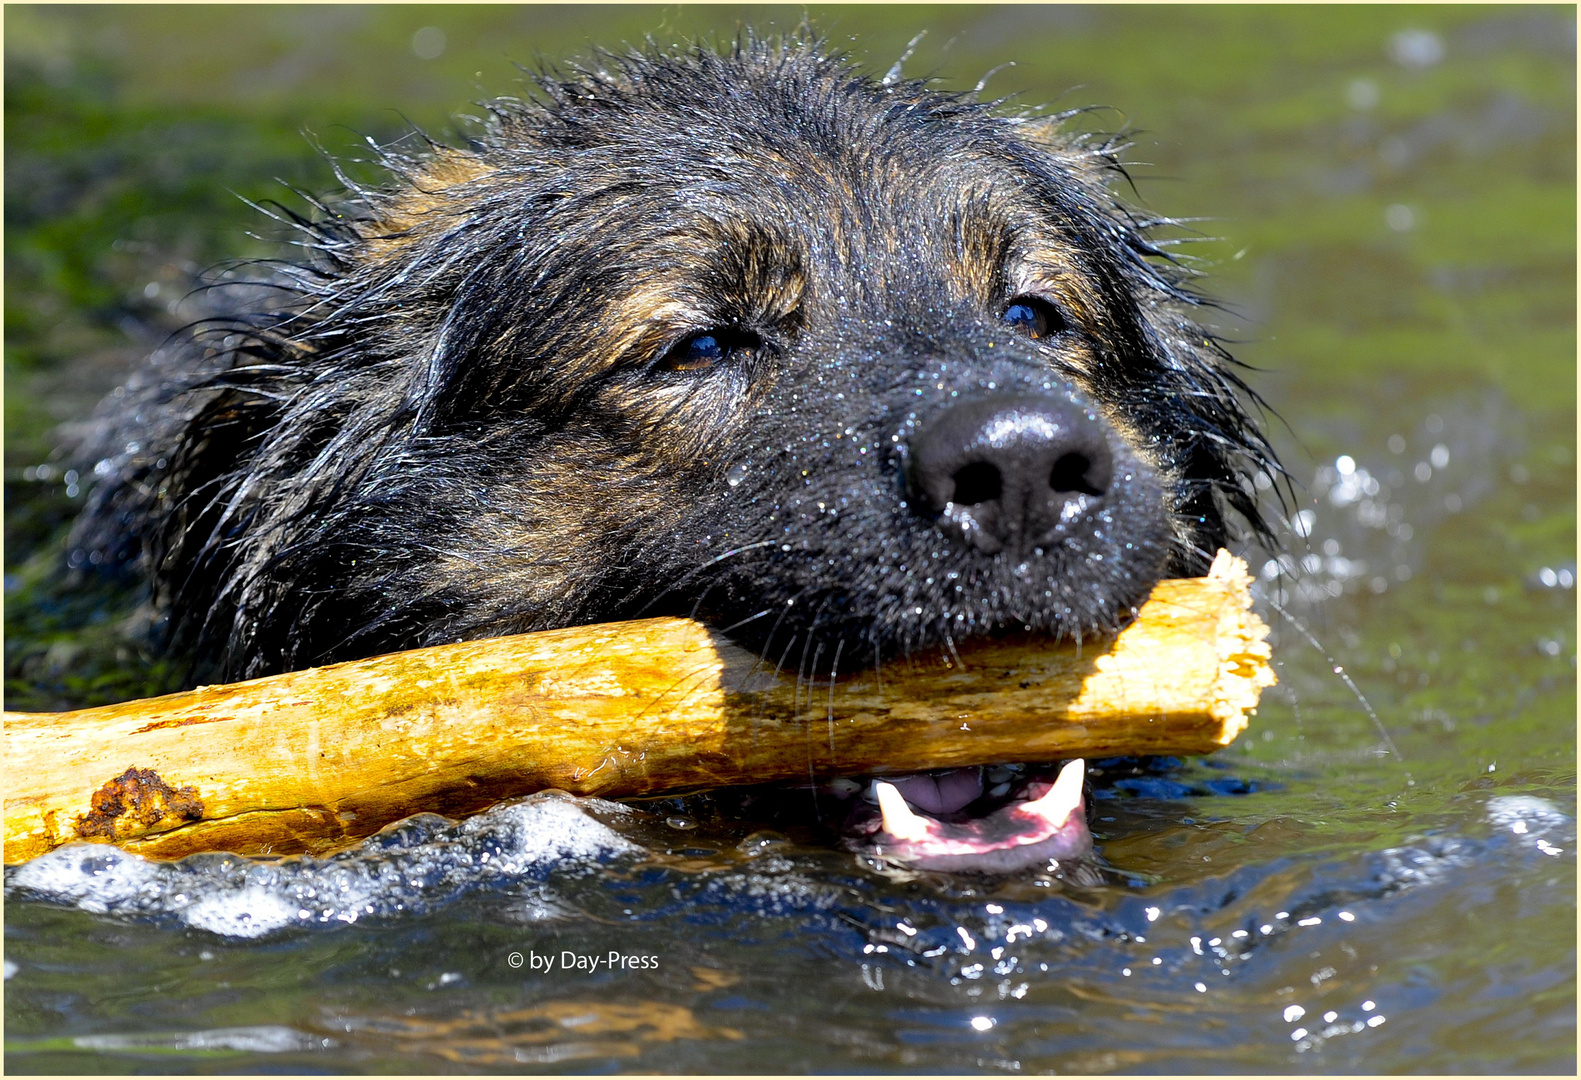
left=1018, top=255, right=1103, bottom=334
left=360, top=150, right=499, bottom=255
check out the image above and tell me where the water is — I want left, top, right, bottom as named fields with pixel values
left=5, top=6, right=1574, bottom=1073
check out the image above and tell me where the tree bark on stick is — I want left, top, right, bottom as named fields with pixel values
left=3, top=551, right=1274, bottom=864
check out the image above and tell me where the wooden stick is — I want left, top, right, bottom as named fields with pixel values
left=3, top=550, right=1273, bottom=864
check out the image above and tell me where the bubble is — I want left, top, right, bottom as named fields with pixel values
left=1347, top=78, right=1380, bottom=109
left=1380, top=137, right=1410, bottom=169
left=1385, top=204, right=1416, bottom=232
left=1390, top=28, right=1445, bottom=69
left=411, top=26, right=446, bottom=60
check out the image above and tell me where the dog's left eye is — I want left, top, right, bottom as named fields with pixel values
left=659, top=328, right=760, bottom=373
left=1001, top=297, right=1067, bottom=341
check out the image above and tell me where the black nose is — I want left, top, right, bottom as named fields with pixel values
left=905, top=394, right=1114, bottom=555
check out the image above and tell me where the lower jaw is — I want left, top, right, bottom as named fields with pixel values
left=854, top=824, right=1088, bottom=873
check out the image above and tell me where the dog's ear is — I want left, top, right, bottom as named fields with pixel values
left=1014, top=115, right=1114, bottom=180
left=356, top=147, right=502, bottom=256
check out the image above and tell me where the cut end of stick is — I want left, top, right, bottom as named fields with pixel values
left=1205, top=549, right=1278, bottom=744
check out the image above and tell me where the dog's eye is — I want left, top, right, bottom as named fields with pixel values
left=1001, top=297, right=1067, bottom=341
left=659, top=328, right=760, bottom=373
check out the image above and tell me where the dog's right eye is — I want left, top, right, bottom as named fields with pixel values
left=1001, top=297, right=1068, bottom=341
left=658, top=328, right=760, bottom=373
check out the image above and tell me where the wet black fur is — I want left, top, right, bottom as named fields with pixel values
left=71, top=36, right=1279, bottom=683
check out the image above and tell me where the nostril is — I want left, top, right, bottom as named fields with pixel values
left=1049, top=452, right=1104, bottom=497
left=951, top=461, right=1002, bottom=506
left=905, top=392, right=1116, bottom=550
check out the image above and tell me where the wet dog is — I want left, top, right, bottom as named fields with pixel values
left=71, top=38, right=1275, bottom=871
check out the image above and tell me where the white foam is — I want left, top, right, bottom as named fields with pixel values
left=7, top=794, right=640, bottom=939
left=8, top=844, right=165, bottom=914
left=182, top=887, right=300, bottom=938
left=73, top=1026, right=326, bottom=1053
left=468, top=797, right=639, bottom=871
left=1486, top=794, right=1572, bottom=837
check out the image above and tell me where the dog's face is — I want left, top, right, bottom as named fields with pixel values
left=78, top=42, right=1271, bottom=683
left=311, top=48, right=1266, bottom=672
left=523, top=138, right=1180, bottom=666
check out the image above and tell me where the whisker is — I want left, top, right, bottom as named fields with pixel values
left=630, top=539, right=779, bottom=619
left=827, top=638, right=845, bottom=755
left=798, top=635, right=822, bottom=819
left=942, top=628, right=965, bottom=670
left=771, top=631, right=800, bottom=688
left=803, top=640, right=823, bottom=725
left=747, top=591, right=811, bottom=688
left=717, top=607, right=775, bottom=637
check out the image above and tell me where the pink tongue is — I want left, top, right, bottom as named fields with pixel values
left=888, top=769, right=983, bottom=814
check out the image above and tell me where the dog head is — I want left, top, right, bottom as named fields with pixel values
left=75, top=38, right=1275, bottom=681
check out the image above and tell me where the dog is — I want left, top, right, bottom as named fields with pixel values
left=70, top=37, right=1276, bottom=871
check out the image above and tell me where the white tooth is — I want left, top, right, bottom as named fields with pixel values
left=1027, top=759, right=1085, bottom=823
left=874, top=781, right=933, bottom=841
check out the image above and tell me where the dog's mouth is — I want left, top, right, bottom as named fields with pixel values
left=818, top=759, right=1090, bottom=873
